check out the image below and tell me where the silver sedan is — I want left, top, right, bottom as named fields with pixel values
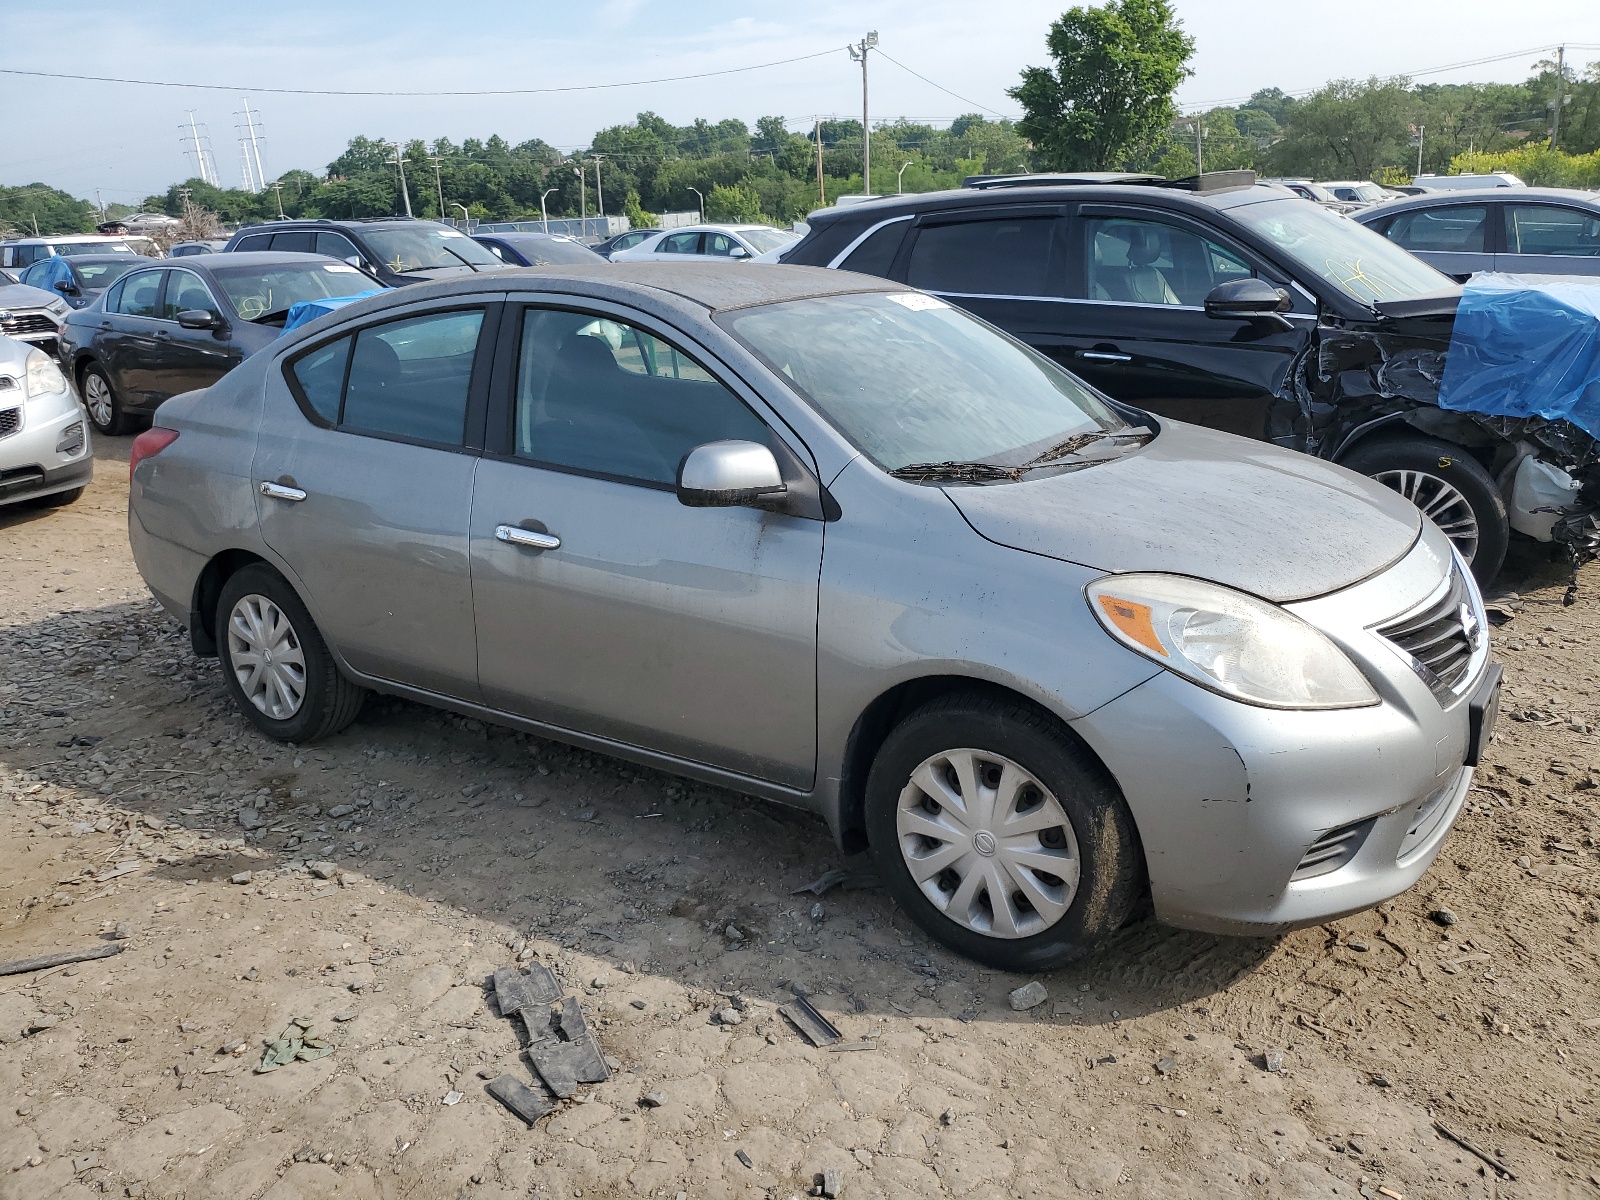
left=0, top=334, right=92, bottom=509
left=127, top=264, right=1500, bottom=969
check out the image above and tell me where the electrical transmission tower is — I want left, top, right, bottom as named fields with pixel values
left=181, top=111, right=220, bottom=186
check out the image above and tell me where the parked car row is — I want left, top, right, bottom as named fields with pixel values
left=1355, top=187, right=1600, bottom=280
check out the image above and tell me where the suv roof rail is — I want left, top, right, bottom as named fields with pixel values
left=960, top=169, right=1257, bottom=195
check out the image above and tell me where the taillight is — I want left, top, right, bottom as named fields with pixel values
left=129, top=427, right=179, bottom=481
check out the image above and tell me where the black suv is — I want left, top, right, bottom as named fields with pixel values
left=224, top=218, right=508, bottom=288
left=781, top=172, right=1600, bottom=583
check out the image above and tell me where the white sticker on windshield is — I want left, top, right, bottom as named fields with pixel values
left=886, top=292, right=948, bottom=311
left=322, top=264, right=361, bottom=272
left=439, top=230, right=467, bottom=239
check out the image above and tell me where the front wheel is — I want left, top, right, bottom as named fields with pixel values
left=80, top=363, right=133, bottom=436
left=865, top=692, right=1143, bottom=972
left=1340, top=435, right=1509, bottom=585
left=216, top=564, right=366, bottom=742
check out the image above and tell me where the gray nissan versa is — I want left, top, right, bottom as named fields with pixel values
left=125, top=262, right=1500, bottom=969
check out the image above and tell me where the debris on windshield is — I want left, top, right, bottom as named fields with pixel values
left=889, top=460, right=1023, bottom=483
left=1022, top=427, right=1154, bottom=469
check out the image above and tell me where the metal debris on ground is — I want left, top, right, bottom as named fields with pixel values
left=735, top=1148, right=754, bottom=1169
left=255, top=1016, right=334, bottom=1073
left=485, top=964, right=612, bottom=1126
left=0, top=943, right=122, bottom=977
left=528, top=996, right=611, bottom=1097
left=791, top=867, right=880, bottom=896
left=1433, top=1121, right=1516, bottom=1180
left=486, top=1073, right=555, bottom=1126
left=779, top=994, right=842, bottom=1047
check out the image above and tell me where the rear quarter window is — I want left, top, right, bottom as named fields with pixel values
left=233, top=233, right=272, bottom=252
left=838, top=221, right=909, bottom=277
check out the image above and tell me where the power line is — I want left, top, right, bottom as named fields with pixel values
left=873, top=50, right=1015, bottom=119
left=0, top=47, right=847, bottom=98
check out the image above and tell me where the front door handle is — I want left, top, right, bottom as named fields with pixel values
left=495, top=524, right=560, bottom=551
left=260, top=481, right=307, bottom=502
left=1078, top=350, right=1132, bottom=363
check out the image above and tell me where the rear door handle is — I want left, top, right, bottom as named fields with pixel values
left=259, top=481, right=307, bottom=502
left=495, top=524, right=560, bottom=551
left=1078, top=350, right=1132, bottom=363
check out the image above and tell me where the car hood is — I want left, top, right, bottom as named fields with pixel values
left=0, top=282, right=61, bottom=310
left=394, top=263, right=507, bottom=282
left=943, top=420, right=1422, bottom=602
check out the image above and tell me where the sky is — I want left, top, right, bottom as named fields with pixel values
left=3, top=0, right=1597, bottom=205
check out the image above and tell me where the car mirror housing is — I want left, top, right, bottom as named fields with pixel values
left=1205, top=278, right=1291, bottom=317
left=177, top=309, right=221, bottom=330
left=677, top=440, right=786, bottom=508
left=53, top=279, right=80, bottom=296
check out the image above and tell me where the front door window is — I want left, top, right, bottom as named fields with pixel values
left=1083, top=217, right=1252, bottom=306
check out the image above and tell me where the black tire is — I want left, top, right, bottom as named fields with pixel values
left=216, top=564, right=365, bottom=742
left=1340, top=435, right=1508, bottom=584
left=80, top=362, right=134, bottom=436
left=864, top=691, right=1143, bottom=972
left=37, top=487, right=83, bottom=508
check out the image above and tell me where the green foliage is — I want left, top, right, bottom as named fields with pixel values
left=1450, top=145, right=1600, bottom=189
left=0, top=183, right=96, bottom=236
left=1265, top=77, right=1415, bottom=180
left=1009, top=0, right=1195, bottom=170
left=706, top=183, right=766, bottom=223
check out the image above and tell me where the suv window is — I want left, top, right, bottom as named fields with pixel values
left=162, top=271, right=218, bottom=320
left=1084, top=216, right=1252, bottom=306
left=906, top=217, right=1057, bottom=296
left=839, top=220, right=909, bottom=275
left=1505, top=204, right=1600, bottom=257
left=659, top=232, right=701, bottom=255
left=233, top=233, right=272, bottom=252
left=289, top=309, right=484, bottom=445
left=270, top=231, right=317, bottom=254
left=115, top=270, right=165, bottom=318
left=316, top=232, right=361, bottom=261
left=1383, top=205, right=1488, bottom=253
left=513, top=308, right=768, bottom=486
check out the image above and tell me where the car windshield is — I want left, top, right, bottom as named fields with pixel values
left=722, top=291, right=1130, bottom=475
left=738, top=228, right=798, bottom=254
left=55, top=240, right=134, bottom=257
left=1231, top=197, right=1452, bottom=307
left=361, top=226, right=501, bottom=272
left=75, top=260, right=140, bottom=287
left=209, top=261, right=374, bottom=321
left=507, top=238, right=600, bottom=265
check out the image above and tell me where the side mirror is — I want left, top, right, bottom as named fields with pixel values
left=53, top=279, right=80, bottom=296
left=728, top=246, right=750, bottom=259
left=177, top=309, right=221, bottom=330
left=677, top=440, right=786, bottom=508
left=1205, top=278, right=1293, bottom=330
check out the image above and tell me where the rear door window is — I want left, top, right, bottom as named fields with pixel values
left=270, top=231, right=317, bottom=254
left=1505, top=205, right=1600, bottom=257
left=905, top=217, right=1058, bottom=296
left=658, top=232, right=702, bottom=255
left=1383, top=205, right=1488, bottom=253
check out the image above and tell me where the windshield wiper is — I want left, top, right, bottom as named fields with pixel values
left=1020, top=427, right=1153, bottom=469
left=889, top=461, right=1023, bottom=483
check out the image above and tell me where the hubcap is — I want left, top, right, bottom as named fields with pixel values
left=83, top=372, right=113, bottom=426
left=895, top=748, right=1081, bottom=940
left=1371, top=469, right=1479, bottom=563
left=227, top=594, right=307, bottom=720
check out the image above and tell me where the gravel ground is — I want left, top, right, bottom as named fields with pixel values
left=1, top=436, right=1598, bottom=1200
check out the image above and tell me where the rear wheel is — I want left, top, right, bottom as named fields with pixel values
left=80, top=363, right=133, bottom=436
left=216, top=564, right=366, bottom=742
left=1340, top=435, right=1509, bottom=584
left=864, top=691, right=1142, bottom=971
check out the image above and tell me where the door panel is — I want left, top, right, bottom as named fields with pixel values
left=1379, top=204, right=1494, bottom=281
left=1496, top=203, right=1600, bottom=277
left=470, top=464, right=822, bottom=785
left=104, top=269, right=168, bottom=404
left=149, top=269, right=240, bottom=400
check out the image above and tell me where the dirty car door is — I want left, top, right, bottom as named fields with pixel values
left=254, top=303, right=493, bottom=699
left=1049, top=207, right=1310, bottom=441
left=469, top=303, right=823, bottom=787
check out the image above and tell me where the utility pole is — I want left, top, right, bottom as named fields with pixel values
left=591, top=154, right=605, bottom=222
left=184, top=111, right=217, bottom=186
left=1194, top=116, right=1203, bottom=175
left=94, top=189, right=105, bottom=223
left=688, top=187, right=704, bottom=223
left=1551, top=44, right=1568, bottom=147
left=271, top=181, right=285, bottom=219
left=574, top=161, right=586, bottom=227
left=241, top=99, right=266, bottom=193
left=386, top=144, right=414, bottom=217
left=898, top=161, right=913, bottom=194
left=429, top=156, right=446, bottom=221
left=1416, top=124, right=1425, bottom=176
left=814, top=117, right=826, bottom=205
left=848, top=31, right=878, bottom=196
left=540, top=188, right=556, bottom=233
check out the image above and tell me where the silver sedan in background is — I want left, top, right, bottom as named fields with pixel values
left=125, top=264, right=1499, bottom=969
left=0, top=334, right=92, bottom=509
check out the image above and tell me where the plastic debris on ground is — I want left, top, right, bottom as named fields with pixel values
left=255, top=1016, right=334, bottom=1072
left=485, top=961, right=611, bottom=1127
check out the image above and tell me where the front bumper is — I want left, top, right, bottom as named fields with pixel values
left=1070, top=525, right=1495, bottom=936
left=0, top=387, right=93, bottom=506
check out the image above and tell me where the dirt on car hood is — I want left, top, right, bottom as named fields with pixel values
left=944, top=420, right=1422, bottom=603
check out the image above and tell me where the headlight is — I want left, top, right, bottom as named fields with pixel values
left=1086, top=573, right=1378, bottom=710
left=47, top=299, right=70, bottom=317
left=24, top=348, right=68, bottom=399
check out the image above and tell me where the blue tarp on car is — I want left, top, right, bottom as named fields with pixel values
left=279, top=290, right=386, bottom=335
left=31, top=256, right=76, bottom=292
left=1439, top=273, right=1600, bottom=441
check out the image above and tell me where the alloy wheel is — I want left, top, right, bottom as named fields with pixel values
left=1371, top=469, right=1480, bottom=563
left=895, top=748, right=1081, bottom=939
left=227, top=593, right=307, bottom=720
left=83, top=371, right=114, bottom=428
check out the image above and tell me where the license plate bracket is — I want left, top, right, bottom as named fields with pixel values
left=1466, top=661, right=1502, bottom=767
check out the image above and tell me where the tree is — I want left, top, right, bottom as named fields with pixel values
left=705, top=183, right=765, bottom=223
left=1008, top=0, right=1195, bottom=170
left=0, top=183, right=96, bottom=235
left=1267, top=77, right=1414, bottom=180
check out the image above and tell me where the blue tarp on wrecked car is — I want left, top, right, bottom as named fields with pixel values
left=279, top=290, right=386, bottom=335
left=1439, top=273, right=1600, bottom=440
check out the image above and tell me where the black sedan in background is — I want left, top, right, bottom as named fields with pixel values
left=19, top=253, right=147, bottom=310
left=472, top=231, right=606, bottom=266
left=59, top=251, right=379, bottom=435
left=591, top=228, right=659, bottom=258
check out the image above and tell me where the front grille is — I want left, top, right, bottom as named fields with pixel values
left=0, top=407, right=19, bottom=440
left=1291, top=817, right=1375, bottom=881
left=0, top=312, right=56, bottom=336
left=1376, top=569, right=1479, bottom=697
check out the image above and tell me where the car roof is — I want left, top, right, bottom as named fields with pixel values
left=479, top=231, right=583, bottom=243
left=184, top=251, right=361, bottom=269
left=3, top=234, right=135, bottom=246
left=1356, top=187, right=1600, bottom=220
left=58, top=252, right=147, bottom=265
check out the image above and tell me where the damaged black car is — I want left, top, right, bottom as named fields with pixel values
left=779, top=172, right=1600, bottom=587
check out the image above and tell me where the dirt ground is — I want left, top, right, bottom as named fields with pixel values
left=2, top=435, right=1598, bottom=1200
